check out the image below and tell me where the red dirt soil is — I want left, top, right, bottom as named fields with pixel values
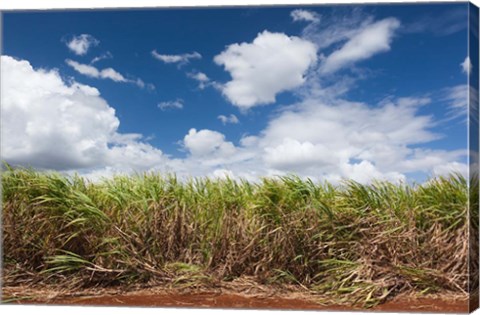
left=9, top=291, right=470, bottom=313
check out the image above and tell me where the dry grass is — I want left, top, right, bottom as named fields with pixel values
left=1, top=166, right=475, bottom=307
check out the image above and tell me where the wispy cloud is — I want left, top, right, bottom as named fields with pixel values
left=151, top=50, right=202, bottom=66
left=66, top=59, right=152, bottom=89
left=300, top=8, right=373, bottom=51
left=188, top=71, right=209, bottom=83
left=218, top=114, right=239, bottom=125
left=66, top=59, right=126, bottom=82
left=64, top=34, right=99, bottom=56
left=7, top=52, right=466, bottom=182
left=4, top=8, right=469, bottom=183
left=403, top=8, right=467, bottom=36
left=158, top=99, right=184, bottom=111
left=290, top=9, right=320, bottom=23
left=441, top=85, right=468, bottom=120
left=187, top=71, right=220, bottom=90
left=187, top=72, right=211, bottom=90
left=461, top=56, right=471, bottom=75
left=320, top=18, right=400, bottom=74
left=134, top=78, right=155, bottom=91
left=90, top=51, right=113, bottom=64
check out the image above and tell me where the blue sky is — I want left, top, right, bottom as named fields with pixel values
left=1, top=3, right=473, bottom=183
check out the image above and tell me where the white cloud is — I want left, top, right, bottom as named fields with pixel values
left=66, top=59, right=127, bottom=82
left=461, top=56, right=471, bottom=75
left=211, top=168, right=235, bottom=180
left=290, top=9, right=320, bottom=23
left=151, top=50, right=201, bottom=66
left=433, top=161, right=468, bottom=178
left=188, top=72, right=209, bottom=82
left=183, top=128, right=236, bottom=157
left=301, top=11, right=374, bottom=52
left=321, top=18, right=400, bottom=74
left=158, top=99, right=184, bottom=111
left=134, top=78, right=145, bottom=88
left=90, top=51, right=112, bottom=64
left=1, top=55, right=250, bottom=180
left=264, top=138, right=335, bottom=170
left=171, top=91, right=465, bottom=184
left=99, top=67, right=127, bottom=82
left=1, top=55, right=166, bottom=173
left=66, top=59, right=152, bottom=89
left=261, top=98, right=436, bottom=149
left=218, top=114, right=239, bottom=125
left=65, top=34, right=99, bottom=56
left=341, top=160, right=405, bottom=184
left=251, top=96, right=463, bottom=183
left=214, top=31, right=317, bottom=109
left=445, top=85, right=468, bottom=109
left=187, top=71, right=216, bottom=89
left=4, top=56, right=462, bottom=184
left=2, top=8, right=468, bottom=186
left=240, top=135, right=259, bottom=147
left=396, top=149, right=465, bottom=174
left=439, top=84, right=468, bottom=120
left=403, top=8, right=467, bottom=37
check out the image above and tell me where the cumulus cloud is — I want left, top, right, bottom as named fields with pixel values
left=1, top=55, right=166, bottom=173
left=173, top=93, right=466, bottom=184
left=1, top=56, right=248, bottom=180
left=217, top=114, right=239, bottom=125
left=183, top=128, right=236, bottom=157
left=1, top=8, right=468, bottom=185
left=290, top=9, right=320, bottom=23
left=433, top=161, right=469, bottom=177
left=264, top=138, right=334, bottom=171
left=158, top=99, right=184, bottom=111
left=3, top=54, right=465, bottom=184
left=321, top=18, right=400, bottom=73
left=461, top=56, right=471, bottom=75
left=214, top=31, right=317, bottom=109
left=253, top=96, right=461, bottom=183
left=353, top=161, right=404, bottom=183
left=151, top=50, right=201, bottom=66
left=65, top=34, right=99, bottom=56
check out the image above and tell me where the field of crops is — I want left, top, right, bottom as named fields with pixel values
left=1, top=167, right=475, bottom=307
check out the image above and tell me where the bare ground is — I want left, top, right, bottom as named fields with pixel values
left=1, top=283, right=471, bottom=313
